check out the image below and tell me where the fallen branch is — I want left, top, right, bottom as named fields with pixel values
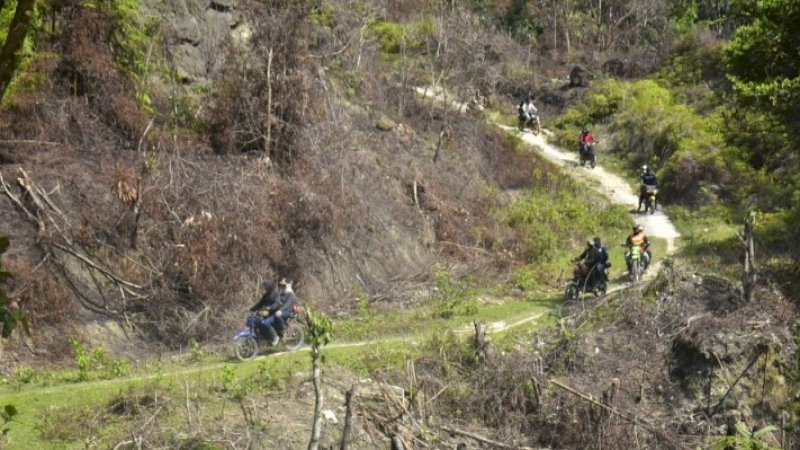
left=0, top=139, right=60, bottom=145
left=549, top=379, right=651, bottom=427
left=441, top=426, right=542, bottom=450
left=549, top=379, right=689, bottom=449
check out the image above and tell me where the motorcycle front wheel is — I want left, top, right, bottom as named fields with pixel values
left=564, top=281, right=580, bottom=302
left=282, top=323, right=305, bottom=351
left=630, top=260, right=641, bottom=282
left=234, top=336, right=259, bottom=361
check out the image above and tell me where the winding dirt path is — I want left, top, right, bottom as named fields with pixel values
left=508, top=127, right=681, bottom=254
left=4, top=97, right=683, bottom=408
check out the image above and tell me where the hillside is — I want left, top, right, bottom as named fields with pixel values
left=0, top=0, right=799, bottom=449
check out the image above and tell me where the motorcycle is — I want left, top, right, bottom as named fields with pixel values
left=518, top=113, right=541, bottom=134
left=579, top=142, right=596, bottom=168
left=623, top=242, right=651, bottom=282
left=564, top=262, right=607, bottom=301
left=233, top=308, right=305, bottom=361
left=641, top=185, right=658, bottom=214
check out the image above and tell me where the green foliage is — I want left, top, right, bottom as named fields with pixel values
left=431, top=267, right=478, bottom=319
left=189, top=339, right=204, bottom=362
left=13, top=364, right=38, bottom=385
left=724, top=0, right=800, bottom=118
left=709, top=423, right=780, bottom=450
left=85, top=0, right=159, bottom=112
left=1, top=404, right=18, bottom=437
left=309, top=2, right=337, bottom=28
left=553, top=79, right=739, bottom=206
left=304, top=307, right=333, bottom=361
left=366, top=18, right=436, bottom=56
left=219, top=365, right=252, bottom=400
left=500, top=168, right=629, bottom=266
left=69, top=338, right=130, bottom=381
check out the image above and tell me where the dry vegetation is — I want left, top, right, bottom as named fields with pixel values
left=0, top=0, right=553, bottom=364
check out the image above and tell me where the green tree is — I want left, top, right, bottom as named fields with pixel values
left=303, top=306, right=332, bottom=450
left=0, top=0, right=37, bottom=103
left=724, top=0, right=800, bottom=121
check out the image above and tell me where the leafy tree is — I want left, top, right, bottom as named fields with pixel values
left=0, top=0, right=37, bottom=103
left=304, top=306, right=332, bottom=450
left=724, top=0, right=800, bottom=122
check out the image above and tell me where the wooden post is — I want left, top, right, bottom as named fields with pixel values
left=339, top=385, right=357, bottom=450
left=742, top=212, right=757, bottom=302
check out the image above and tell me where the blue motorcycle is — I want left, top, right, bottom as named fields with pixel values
left=233, top=311, right=305, bottom=360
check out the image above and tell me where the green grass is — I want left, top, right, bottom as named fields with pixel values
left=334, top=294, right=557, bottom=342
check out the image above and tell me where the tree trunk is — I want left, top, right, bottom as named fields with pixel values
left=0, top=0, right=37, bottom=103
left=339, top=385, right=357, bottom=450
left=308, top=357, right=324, bottom=450
left=742, top=213, right=757, bottom=302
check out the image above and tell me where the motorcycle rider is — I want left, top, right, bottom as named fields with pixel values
left=518, top=94, right=540, bottom=132
left=249, top=278, right=296, bottom=345
left=572, top=239, right=601, bottom=287
left=592, top=236, right=610, bottom=283
left=579, top=125, right=594, bottom=153
left=624, top=224, right=651, bottom=273
left=638, top=165, right=658, bottom=212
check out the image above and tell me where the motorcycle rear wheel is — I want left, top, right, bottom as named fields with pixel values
left=234, top=336, right=259, bottom=361
left=282, top=323, right=305, bottom=351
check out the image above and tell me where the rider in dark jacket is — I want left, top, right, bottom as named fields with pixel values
left=592, top=237, right=610, bottom=283
left=638, top=165, right=658, bottom=211
left=250, top=278, right=296, bottom=344
left=573, top=239, right=602, bottom=287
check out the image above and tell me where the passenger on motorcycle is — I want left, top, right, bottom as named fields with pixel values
left=638, top=165, right=658, bottom=212
left=592, top=236, right=610, bottom=283
left=579, top=126, right=594, bottom=153
left=573, top=239, right=603, bottom=287
left=249, top=278, right=296, bottom=345
left=624, top=224, right=651, bottom=272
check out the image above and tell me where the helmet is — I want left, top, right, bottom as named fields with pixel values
left=633, top=224, right=643, bottom=233
left=586, top=239, right=594, bottom=247
left=641, top=164, right=649, bottom=172
left=262, top=280, right=276, bottom=291
left=592, top=236, right=602, bottom=247
left=278, top=278, right=289, bottom=287
left=582, top=126, right=589, bottom=133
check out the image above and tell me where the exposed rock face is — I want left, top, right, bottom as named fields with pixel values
left=569, top=65, right=592, bottom=87
left=146, top=0, right=247, bottom=84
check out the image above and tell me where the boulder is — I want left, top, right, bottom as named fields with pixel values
left=569, top=65, right=593, bottom=87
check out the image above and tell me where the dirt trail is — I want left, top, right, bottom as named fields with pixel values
left=6, top=96, right=681, bottom=404
left=507, top=126, right=681, bottom=254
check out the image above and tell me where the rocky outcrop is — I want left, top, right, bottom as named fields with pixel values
left=144, top=0, right=248, bottom=84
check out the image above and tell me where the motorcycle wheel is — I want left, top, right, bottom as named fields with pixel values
left=564, top=282, right=579, bottom=302
left=282, top=323, right=305, bottom=351
left=234, top=336, right=259, bottom=361
left=631, top=259, right=641, bottom=282
left=596, top=281, right=607, bottom=296
left=590, top=155, right=596, bottom=169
